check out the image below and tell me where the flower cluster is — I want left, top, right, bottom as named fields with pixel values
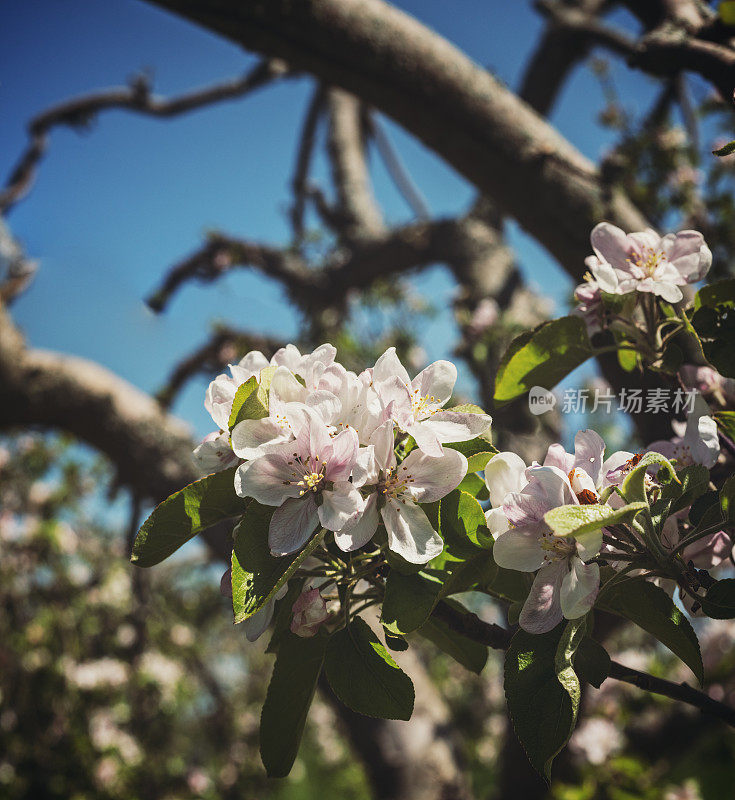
left=484, top=399, right=725, bottom=633
left=485, top=430, right=632, bottom=632
left=195, top=344, right=490, bottom=566
left=575, top=222, right=711, bottom=328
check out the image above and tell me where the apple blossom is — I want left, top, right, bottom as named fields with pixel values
left=336, top=420, right=467, bottom=564
left=220, top=568, right=287, bottom=642
left=290, top=586, right=329, bottom=637
left=575, top=222, right=711, bottom=305
left=192, top=431, right=240, bottom=475
left=493, top=465, right=602, bottom=633
left=648, top=394, right=719, bottom=468
left=372, top=347, right=491, bottom=457
left=234, top=408, right=364, bottom=555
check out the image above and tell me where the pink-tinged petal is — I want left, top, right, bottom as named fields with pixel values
left=411, top=360, right=456, bottom=407
left=269, top=365, right=307, bottom=405
left=243, top=598, right=277, bottom=642
left=684, top=531, right=731, bottom=569
left=519, top=561, right=566, bottom=634
left=543, top=443, right=573, bottom=472
left=382, top=499, right=443, bottom=564
left=324, top=427, right=359, bottom=482
left=400, top=446, right=467, bottom=503
left=420, top=410, right=492, bottom=444
left=376, top=376, right=413, bottom=424
left=485, top=507, right=511, bottom=538
left=484, top=451, right=528, bottom=508
left=269, top=496, right=319, bottom=556
left=560, top=557, right=599, bottom=619
left=352, top=445, right=378, bottom=488
left=590, top=222, right=633, bottom=271
left=650, top=280, right=683, bottom=304
left=306, top=390, right=341, bottom=425
left=600, top=450, right=633, bottom=487
left=290, top=587, right=328, bottom=637
left=234, top=451, right=302, bottom=505
left=270, top=344, right=303, bottom=372
left=220, top=568, right=232, bottom=599
left=369, top=420, right=396, bottom=472
left=629, top=229, right=661, bottom=254
left=406, top=421, right=443, bottom=457
left=309, top=343, right=337, bottom=367
left=492, top=524, right=546, bottom=572
left=193, top=432, right=239, bottom=475
left=230, top=350, right=269, bottom=384
left=691, top=413, right=719, bottom=468
left=503, top=491, right=548, bottom=527
left=231, top=418, right=290, bottom=460
left=373, top=346, right=411, bottom=387
left=525, top=465, right=577, bottom=511
left=205, top=374, right=237, bottom=430
left=573, top=429, right=606, bottom=487
left=318, top=482, right=365, bottom=532
left=590, top=260, right=622, bottom=294
left=334, top=494, right=379, bottom=552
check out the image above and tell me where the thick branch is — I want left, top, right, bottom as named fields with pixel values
left=147, top=0, right=648, bottom=279
left=0, top=59, right=290, bottom=214
left=325, top=88, right=384, bottom=238
left=520, top=0, right=610, bottom=115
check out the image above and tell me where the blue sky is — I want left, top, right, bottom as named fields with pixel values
left=2, top=0, right=658, bottom=439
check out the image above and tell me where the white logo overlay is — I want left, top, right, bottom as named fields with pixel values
left=528, top=386, right=557, bottom=415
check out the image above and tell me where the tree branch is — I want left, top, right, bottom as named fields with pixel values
left=433, top=600, right=735, bottom=729
left=0, top=59, right=291, bottom=215
left=157, top=327, right=283, bottom=409
left=147, top=0, right=648, bottom=279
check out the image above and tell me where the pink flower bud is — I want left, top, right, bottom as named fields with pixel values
left=290, top=588, right=328, bottom=638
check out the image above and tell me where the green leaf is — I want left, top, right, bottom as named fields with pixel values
left=574, top=637, right=611, bottom=689
left=260, top=632, right=326, bottom=777
left=384, top=631, right=409, bottom=651
left=713, top=139, right=735, bottom=156
left=689, top=490, right=724, bottom=537
left=598, top=579, right=703, bottom=684
left=435, top=550, right=497, bottom=598
left=660, top=465, right=711, bottom=515
left=505, top=625, right=580, bottom=779
left=694, top=278, right=735, bottom=311
left=701, top=579, right=735, bottom=619
left=325, top=617, right=414, bottom=720
left=381, top=571, right=440, bottom=635
left=719, top=1, right=735, bottom=26
left=690, top=284, right=735, bottom=377
left=229, top=365, right=278, bottom=428
left=231, top=503, right=325, bottom=623
left=617, top=346, right=638, bottom=372
left=621, top=452, right=678, bottom=505
left=418, top=606, right=488, bottom=674
left=440, top=489, right=492, bottom=551
left=494, top=316, right=593, bottom=403
left=457, top=471, right=490, bottom=501
left=716, top=411, right=735, bottom=444
left=131, top=467, right=244, bottom=567
left=721, top=475, right=735, bottom=523
left=543, top=502, right=646, bottom=546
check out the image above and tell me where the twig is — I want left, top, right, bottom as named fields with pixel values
left=0, top=59, right=291, bottom=214
left=432, top=599, right=735, bottom=728
left=365, top=110, right=431, bottom=220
